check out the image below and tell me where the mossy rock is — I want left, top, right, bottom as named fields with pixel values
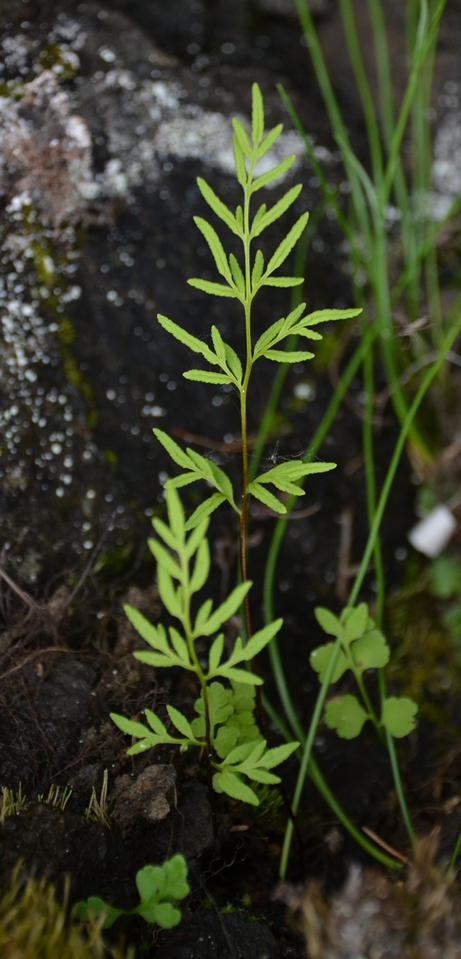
left=0, top=865, right=133, bottom=959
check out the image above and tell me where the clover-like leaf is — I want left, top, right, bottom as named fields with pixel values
left=77, top=856, right=189, bottom=931
left=75, top=897, right=125, bottom=929
left=341, top=603, right=369, bottom=644
left=351, top=629, right=390, bottom=673
left=309, top=642, right=349, bottom=683
left=324, top=694, right=368, bottom=739
left=191, top=682, right=234, bottom=739
left=315, top=607, right=341, bottom=637
left=380, top=697, right=418, bottom=738
left=136, top=856, right=189, bottom=908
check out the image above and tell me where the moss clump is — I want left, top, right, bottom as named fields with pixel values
left=0, top=865, right=133, bottom=959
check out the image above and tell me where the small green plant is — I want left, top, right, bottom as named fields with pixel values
left=0, top=784, right=27, bottom=826
left=111, top=487, right=298, bottom=806
left=37, top=783, right=73, bottom=811
left=310, top=603, right=418, bottom=740
left=85, top=770, right=113, bottom=827
left=0, top=863, right=132, bottom=959
left=111, top=83, right=358, bottom=814
left=76, top=854, right=189, bottom=930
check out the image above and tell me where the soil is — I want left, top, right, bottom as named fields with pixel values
left=1, top=1, right=461, bottom=957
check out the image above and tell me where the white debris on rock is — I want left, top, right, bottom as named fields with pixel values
left=0, top=70, right=95, bottom=228
left=155, top=112, right=304, bottom=180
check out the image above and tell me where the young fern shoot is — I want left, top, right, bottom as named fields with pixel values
left=156, top=83, right=360, bottom=631
left=112, top=84, right=359, bottom=820
left=111, top=487, right=298, bottom=806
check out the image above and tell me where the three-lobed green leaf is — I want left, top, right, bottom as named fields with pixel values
left=76, top=856, right=189, bottom=930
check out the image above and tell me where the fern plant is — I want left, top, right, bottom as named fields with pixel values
left=111, top=84, right=360, bottom=814
left=111, top=487, right=297, bottom=805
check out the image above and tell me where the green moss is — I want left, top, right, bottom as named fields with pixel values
left=36, top=44, right=78, bottom=81
left=0, top=79, right=24, bottom=100
left=0, top=864, right=133, bottom=959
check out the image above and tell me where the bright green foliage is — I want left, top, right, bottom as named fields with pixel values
left=249, top=460, right=336, bottom=514
left=157, top=83, right=361, bottom=521
left=76, top=855, right=189, bottom=930
left=310, top=603, right=418, bottom=739
left=111, top=486, right=299, bottom=803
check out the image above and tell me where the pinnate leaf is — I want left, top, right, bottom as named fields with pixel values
left=166, top=705, right=195, bottom=740
left=200, top=581, right=252, bottom=636
left=183, top=370, right=233, bottom=385
left=110, top=712, right=154, bottom=740
left=184, top=493, right=226, bottom=531
left=248, top=481, right=286, bottom=513
left=264, top=349, right=315, bottom=362
left=232, top=118, right=252, bottom=157
left=255, top=123, right=283, bottom=159
left=263, top=277, right=304, bottom=287
left=218, top=666, right=263, bottom=686
left=266, top=212, right=309, bottom=274
left=252, top=249, right=265, bottom=285
left=125, top=605, right=170, bottom=652
left=208, top=633, right=225, bottom=674
left=148, top=539, right=182, bottom=579
left=154, top=428, right=195, bottom=470
left=196, top=177, right=241, bottom=236
left=300, top=307, right=362, bottom=326
left=193, top=217, right=232, bottom=281
left=233, top=135, right=248, bottom=187
left=188, top=278, right=239, bottom=298
left=168, top=628, right=191, bottom=665
left=157, top=314, right=217, bottom=363
left=236, top=619, right=283, bottom=662
left=252, top=82, right=264, bottom=144
left=213, top=769, right=259, bottom=805
left=189, top=537, right=210, bottom=593
left=252, top=155, right=295, bottom=192
left=251, top=184, right=302, bottom=236
left=157, top=565, right=181, bottom=618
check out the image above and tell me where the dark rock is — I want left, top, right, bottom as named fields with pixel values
left=112, top=764, right=176, bottom=834
left=156, top=908, right=280, bottom=959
